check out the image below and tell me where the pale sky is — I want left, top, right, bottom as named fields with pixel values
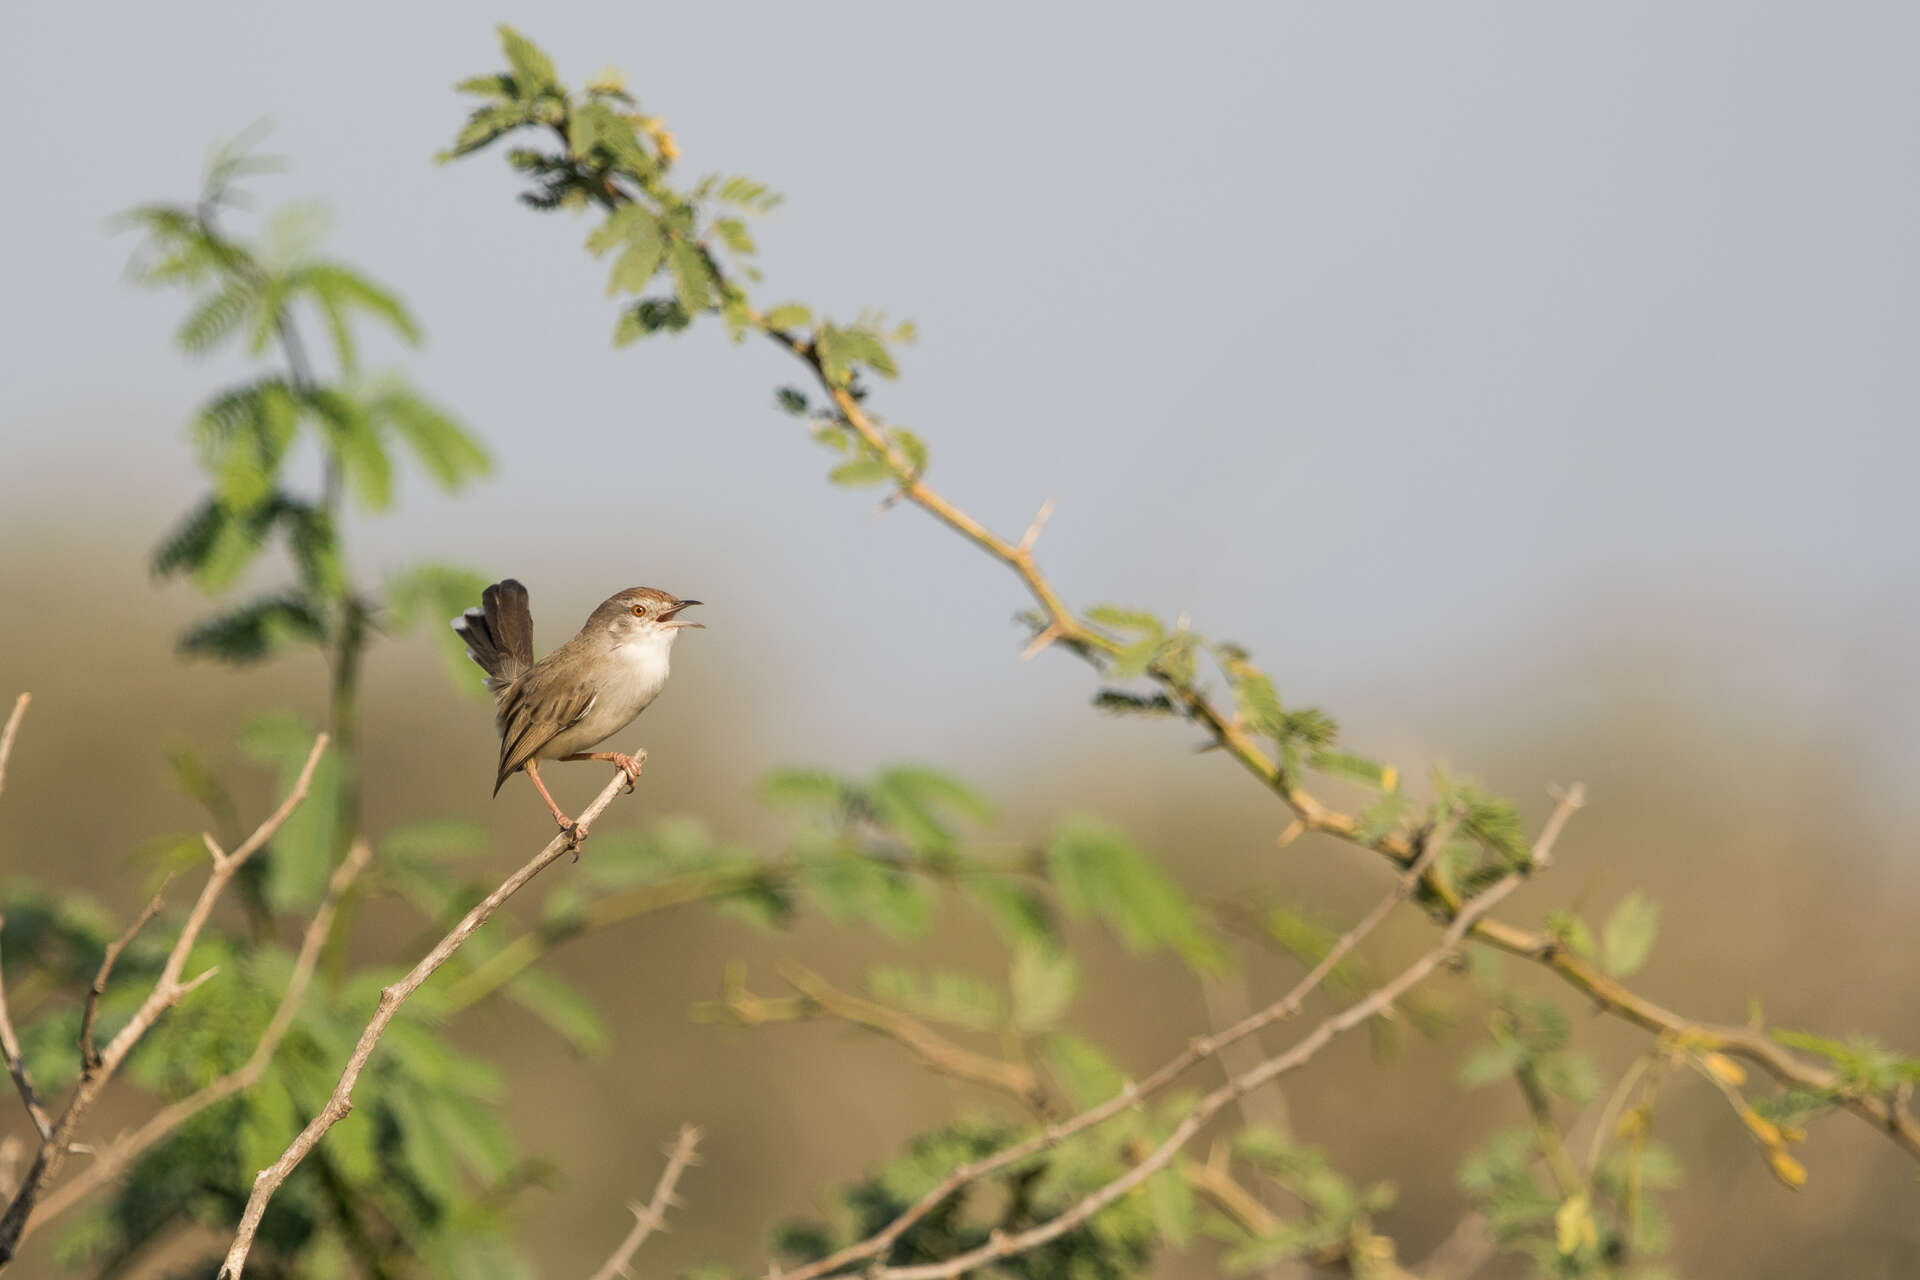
left=5, top=1, right=1920, bottom=796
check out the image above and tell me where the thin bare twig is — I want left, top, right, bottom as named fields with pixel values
left=587, top=1124, right=702, bottom=1280
left=0, top=734, right=328, bottom=1266
left=78, top=882, right=171, bottom=1070
left=721, top=963, right=1049, bottom=1111
left=766, top=812, right=1466, bottom=1280
left=215, top=764, right=637, bottom=1279
left=23, top=841, right=374, bottom=1241
left=0, top=925, right=52, bottom=1143
left=0, top=696, right=27, bottom=800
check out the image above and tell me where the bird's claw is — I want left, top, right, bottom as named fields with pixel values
left=612, top=750, right=646, bottom=793
left=561, top=818, right=590, bottom=860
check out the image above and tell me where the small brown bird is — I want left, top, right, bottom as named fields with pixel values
left=452, top=579, right=703, bottom=840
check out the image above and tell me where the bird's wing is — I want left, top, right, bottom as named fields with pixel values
left=493, top=674, right=597, bottom=795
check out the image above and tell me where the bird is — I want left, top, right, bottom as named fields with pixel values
left=452, top=579, right=703, bottom=842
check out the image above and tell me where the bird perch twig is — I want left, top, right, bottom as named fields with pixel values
left=215, top=763, right=639, bottom=1279
left=0, top=733, right=329, bottom=1265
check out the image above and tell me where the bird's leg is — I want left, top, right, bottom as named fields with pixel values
left=561, top=748, right=647, bottom=793
left=524, top=760, right=587, bottom=850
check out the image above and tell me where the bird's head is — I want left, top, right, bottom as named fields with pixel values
left=591, top=587, right=704, bottom=645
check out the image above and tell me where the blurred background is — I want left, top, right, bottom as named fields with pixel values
left=4, top=2, right=1919, bottom=1275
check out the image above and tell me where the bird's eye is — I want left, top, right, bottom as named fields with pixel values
left=631, top=604, right=646, bottom=618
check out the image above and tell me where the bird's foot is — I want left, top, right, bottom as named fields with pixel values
left=611, top=750, right=646, bottom=793
left=560, top=817, right=590, bottom=860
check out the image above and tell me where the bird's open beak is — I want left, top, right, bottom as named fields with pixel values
left=661, top=599, right=704, bottom=629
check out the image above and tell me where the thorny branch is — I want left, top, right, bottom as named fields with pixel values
left=22, top=840, right=375, bottom=1241
left=215, top=763, right=641, bottom=1279
left=872, top=869, right=1531, bottom=1280
left=587, top=1123, right=702, bottom=1280
left=0, top=732, right=329, bottom=1266
left=763, top=806, right=1490, bottom=1280
left=753, top=304, right=1920, bottom=1160
left=716, top=962, right=1050, bottom=1112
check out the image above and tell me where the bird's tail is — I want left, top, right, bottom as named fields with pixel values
left=452, top=579, right=535, bottom=694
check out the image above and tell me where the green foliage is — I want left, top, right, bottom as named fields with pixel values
left=1218, top=1130, right=1397, bottom=1273
left=387, top=563, right=495, bottom=693
left=867, top=967, right=1004, bottom=1033
left=1771, top=1028, right=1920, bottom=1095
left=126, top=142, right=489, bottom=697
left=774, top=1121, right=1156, bottom=1280
left=1601, top=891, right=1660, bottom=978
left=1046, top=820, right=1223, bottom=972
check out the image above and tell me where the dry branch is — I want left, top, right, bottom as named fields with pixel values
left=215, top=764, right=639, bottom=1279
left=0, top=696, right=27, bottom=800
left=871, top=871, right=1529, bottom=1280
left=587, top=1123, right=702, bottom=1280
left=23, top=840, right=374, bottom=1240
left=766, top=810, right=1473, bottom=1280
left=0, top=929, right=51, bottom=1145
left=0, top=733, right=329, bottom=1266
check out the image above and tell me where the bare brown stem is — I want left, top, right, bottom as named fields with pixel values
left=0, top=734, right=328, bottom=1266
left=23, top=840, right=374, bottom=1240
left=0, top=696, right=27, bottom=800
left=872, top=871, right=1527, bottom=1280
left=0, top=926, right=52, bottom=1144
left=587, top=1123, right=701, bottom=1280
left=78, top=882, right=170, bottom=1070
left=215, top=765, right=635, bottom=1279
left=767, top=811, right=1466, bottom=1280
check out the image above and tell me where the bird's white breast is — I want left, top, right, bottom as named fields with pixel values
left=545, top=628, right=676, bottom=756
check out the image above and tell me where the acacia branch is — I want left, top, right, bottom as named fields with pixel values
left=215, top=764, right=639, bottom=1279
left=0, top=925, right=52, bottom=1143
left=587, top=1123, right=701, bottom=1280
left=767, top=811, right=1467, bottom=1280
left=872, top=871, right=1529, bottom=1280
left=23, top=840, right=374, bottom=1240
left=0, top=733, right=329, bottom=1267
left=722, top=962, right=1049, bottom=1111
left=78, top=884, right=169, bottom=1070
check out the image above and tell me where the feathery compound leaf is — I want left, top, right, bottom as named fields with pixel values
left=604, top=213, right=665, bottom=296
left=1085, top=604, right=1165, bottom=637
left=366, top=380, right=491, bottom=491
left=175, top=280, right=254, bottom=354
left=666, top=241, right=714, bottom=313
left=613, top=297, right=692, bottom=345
left=496, top=24, right=558, bottom=97
left=1046, top=819, right=1223, bottom=971
left=1043, top=1032, right=1125, bottom=1107
left=503, top=968, right=608, bottom=1056
left=866, top=967, right=1003, bottom=1033
left=455, top=73, right=517, bottom=99
left=1091, top=689, right=1178, bottom=717
left=1229, top=669, right=1284, bottom=738
left=179, top=592, right=327, bottom=664
left=1601, top=891, right=1660, bottom=977
left=294, top=261, right=422, bottom=363
left=303, top=386, right=392, bottom=509
left=1308, top=749, right=1394, bottom=790
left=386, top=563, right=494, bottom=693
left=764, top=303, right=812, bottom=331
left=828, top=457, right=893, bottom=488
left=1010, top=945, right=1077, bottom=1031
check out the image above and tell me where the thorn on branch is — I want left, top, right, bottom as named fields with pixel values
left=1018, top=499, right=1055, bottom=554
left=80, top=882, right=172, bottom=1071
left=1020, top=623, right=1061, bottom=662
